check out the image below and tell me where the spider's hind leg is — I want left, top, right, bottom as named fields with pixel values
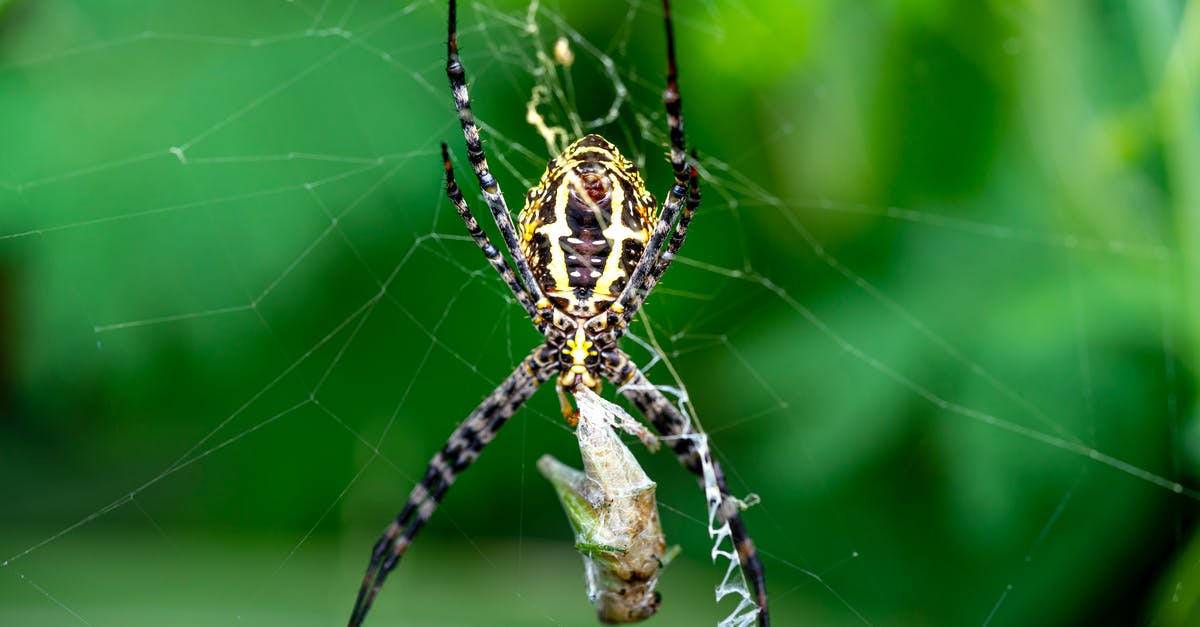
left=347, top=348, right=552, bottom=627
left=602, top=349, right=771, bottom=626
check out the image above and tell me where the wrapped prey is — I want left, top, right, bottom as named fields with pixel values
left=537, top=386, right=678, bottom=623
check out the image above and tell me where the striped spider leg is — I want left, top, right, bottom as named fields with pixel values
left=348, top=0, right=769, bottom=624
left=348, top=346, right=556, bottom=627
left=598, top=155, right=700, bottom=346
left=444, top=0, right=553, bottom=331
left=604, top=350, right=770, bottom=625
left=440, top=141, right=544, bottom=327
left=595, top=0, right=696, bottom=345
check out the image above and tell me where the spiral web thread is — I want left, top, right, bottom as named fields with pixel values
left=692, top=429, right=759, bottom=627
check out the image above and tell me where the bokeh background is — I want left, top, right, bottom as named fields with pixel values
left=2, top=0, right=1198, bottom=625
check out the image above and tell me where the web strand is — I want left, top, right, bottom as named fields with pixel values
left=1, top=1, right=1189, bottom=626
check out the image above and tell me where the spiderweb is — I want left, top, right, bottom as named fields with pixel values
left=2, top=1, right=1196, bottom=626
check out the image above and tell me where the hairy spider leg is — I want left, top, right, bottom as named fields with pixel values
left=447, top=0, right=551, bottom=324
left=615, top=155, right=702, bottom=335
left=607, top=0, right=693, bottom=332
left=604, top=349, right=771, bottom=627
left=347, top=349, right=555, bottom=627
left=665, top=155, right=702, bottom=273
left=442, top=142, right=544, bottom=328
left=660, top=0, right=689, bottom=187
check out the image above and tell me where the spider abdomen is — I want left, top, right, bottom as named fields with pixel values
left=519, top=135, right=656, bottom=318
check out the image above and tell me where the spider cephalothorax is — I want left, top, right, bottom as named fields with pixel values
left=347, top=1, right=770, bottom=625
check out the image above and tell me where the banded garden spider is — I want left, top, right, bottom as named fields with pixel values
left=348, top=1, right=770, bottom=625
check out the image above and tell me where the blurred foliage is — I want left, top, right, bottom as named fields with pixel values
left=1, top=0, right=1197, bottom=626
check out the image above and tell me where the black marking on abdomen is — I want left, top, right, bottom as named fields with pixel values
left=604, top=238, right=644, bottom=298
left=528, top=231, right=554, bottom=288
left=534, top=184, right=558, bottom=226
left=561, top=233, right=611, bottom=289
left=620, top=239, right=644, bottom=279
left=620, top=190, right=648, bottom=231
left=574, top=134, right=617, bottom=153
left=562, top=191, right=613, bottom=290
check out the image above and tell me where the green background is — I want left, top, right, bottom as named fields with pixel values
left=2, top=0, right=1198, bottom=625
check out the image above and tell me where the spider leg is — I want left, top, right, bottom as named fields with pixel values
left=442, top=142, right=544, bottom=329
left=618, top=155, right=701, bottom=328
left=608, top=0, right=693, bottom=330
left=348, top=347, right=555, bottom=627
left=603, top=349, right=771, bottom=627
left=660, top=0, right=689, bottom=187
left=446, top=0, right=550, bottom=322
left=659, top=153, right=701, bottom=274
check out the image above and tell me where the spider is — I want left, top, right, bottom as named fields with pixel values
left=348, top=1, right=770, bottom=625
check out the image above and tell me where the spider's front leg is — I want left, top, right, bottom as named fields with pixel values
left=606, top=0, right=701, bottom=339
left=347, top=346, right=555, bottom=627
left=442, top=142, right=550, bottom=330
left=445, top=0, right=549, bottom=316
left=602, top=349, right=771, bottom=627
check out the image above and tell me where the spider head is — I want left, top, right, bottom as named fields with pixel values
left=547, top=321, right=604, bottom=425
left=558, top=324, right=600, bottom=390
